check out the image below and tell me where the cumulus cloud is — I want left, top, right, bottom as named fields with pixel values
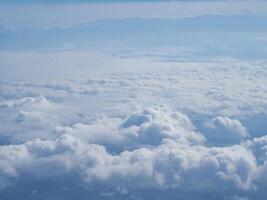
left=120, top=106, right=205, bottom=146
left=205, top=116, right=249, bottom=144
left=0, top=103, right=265, bottom=199
left=55, top=119, right=124, bottom=147
left=0, top=130, right=260, bottom=199
left=54, top=106, right=205, bottom=153
left=245, top=135, right=267, bottom=164
left=84, top=140, right=258, bottom=192
left=0, top=58, right=267, bottom=199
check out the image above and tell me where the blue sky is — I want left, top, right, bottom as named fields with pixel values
left=1, top=1, right=267, bottom=60
left=0, top=0, right=228, bottom=3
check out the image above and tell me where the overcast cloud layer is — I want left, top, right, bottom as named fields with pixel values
left=1, top=1, right=267, bottom=200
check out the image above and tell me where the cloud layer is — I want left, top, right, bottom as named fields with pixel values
left=0, top=66, right=267, bottom=199
left=0, top=104, right=266, bottom=200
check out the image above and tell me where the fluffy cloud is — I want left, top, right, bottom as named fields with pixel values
left=55, top=106, right=205, bottom=152
left=0, top=104, right=265, bottom=199
left=205, top=116, right=249, bottom=144
left=0, top=58, right=267, bottom=199
left=120, top=106, right=205, bottom=146
left=84, top=140, right=258, bottom=191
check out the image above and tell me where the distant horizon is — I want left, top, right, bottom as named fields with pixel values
left=0, top=0, right=258, bottom=4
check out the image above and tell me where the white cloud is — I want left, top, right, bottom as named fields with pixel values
left=0, top=104, right=264, bottom=199
left=0, top=51, right=267, bottom=199
left=245, top=135, right=267, bottom=164
left=205, top=116, right=249, bottom=144
left=120, top=106, right=205, bottom=146
left=0, top=129, right=259, bottom=197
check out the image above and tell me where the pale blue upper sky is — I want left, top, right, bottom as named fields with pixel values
left=0, top=0, right=230, bottom=3
left=0, top=0, right=266, bottom=60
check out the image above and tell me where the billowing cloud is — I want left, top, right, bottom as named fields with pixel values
left=0, top=42, right=267, bottom=199
left=205, top=116, right=249, bottom=144
left=0, top=101, right=266, bottom=199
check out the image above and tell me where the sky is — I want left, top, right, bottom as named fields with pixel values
left=1, top=1, right=267, bottom=200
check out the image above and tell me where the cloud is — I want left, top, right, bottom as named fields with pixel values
left=0, top=56, right=267, bottom=199
left=55, top=119, right=124, bottom=147
left=54, top=106, right=205, bottom=153
left=84, top=140, right=257, bottom=191
left=0, top=104, right=265, bottom=199
left=120, top=106, right=205, bottom=146
left=0, top=130, right=259, bottom=199
left=205, top=116, right=249, bottom=144
left=245, top=135, right=267, bottom=165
